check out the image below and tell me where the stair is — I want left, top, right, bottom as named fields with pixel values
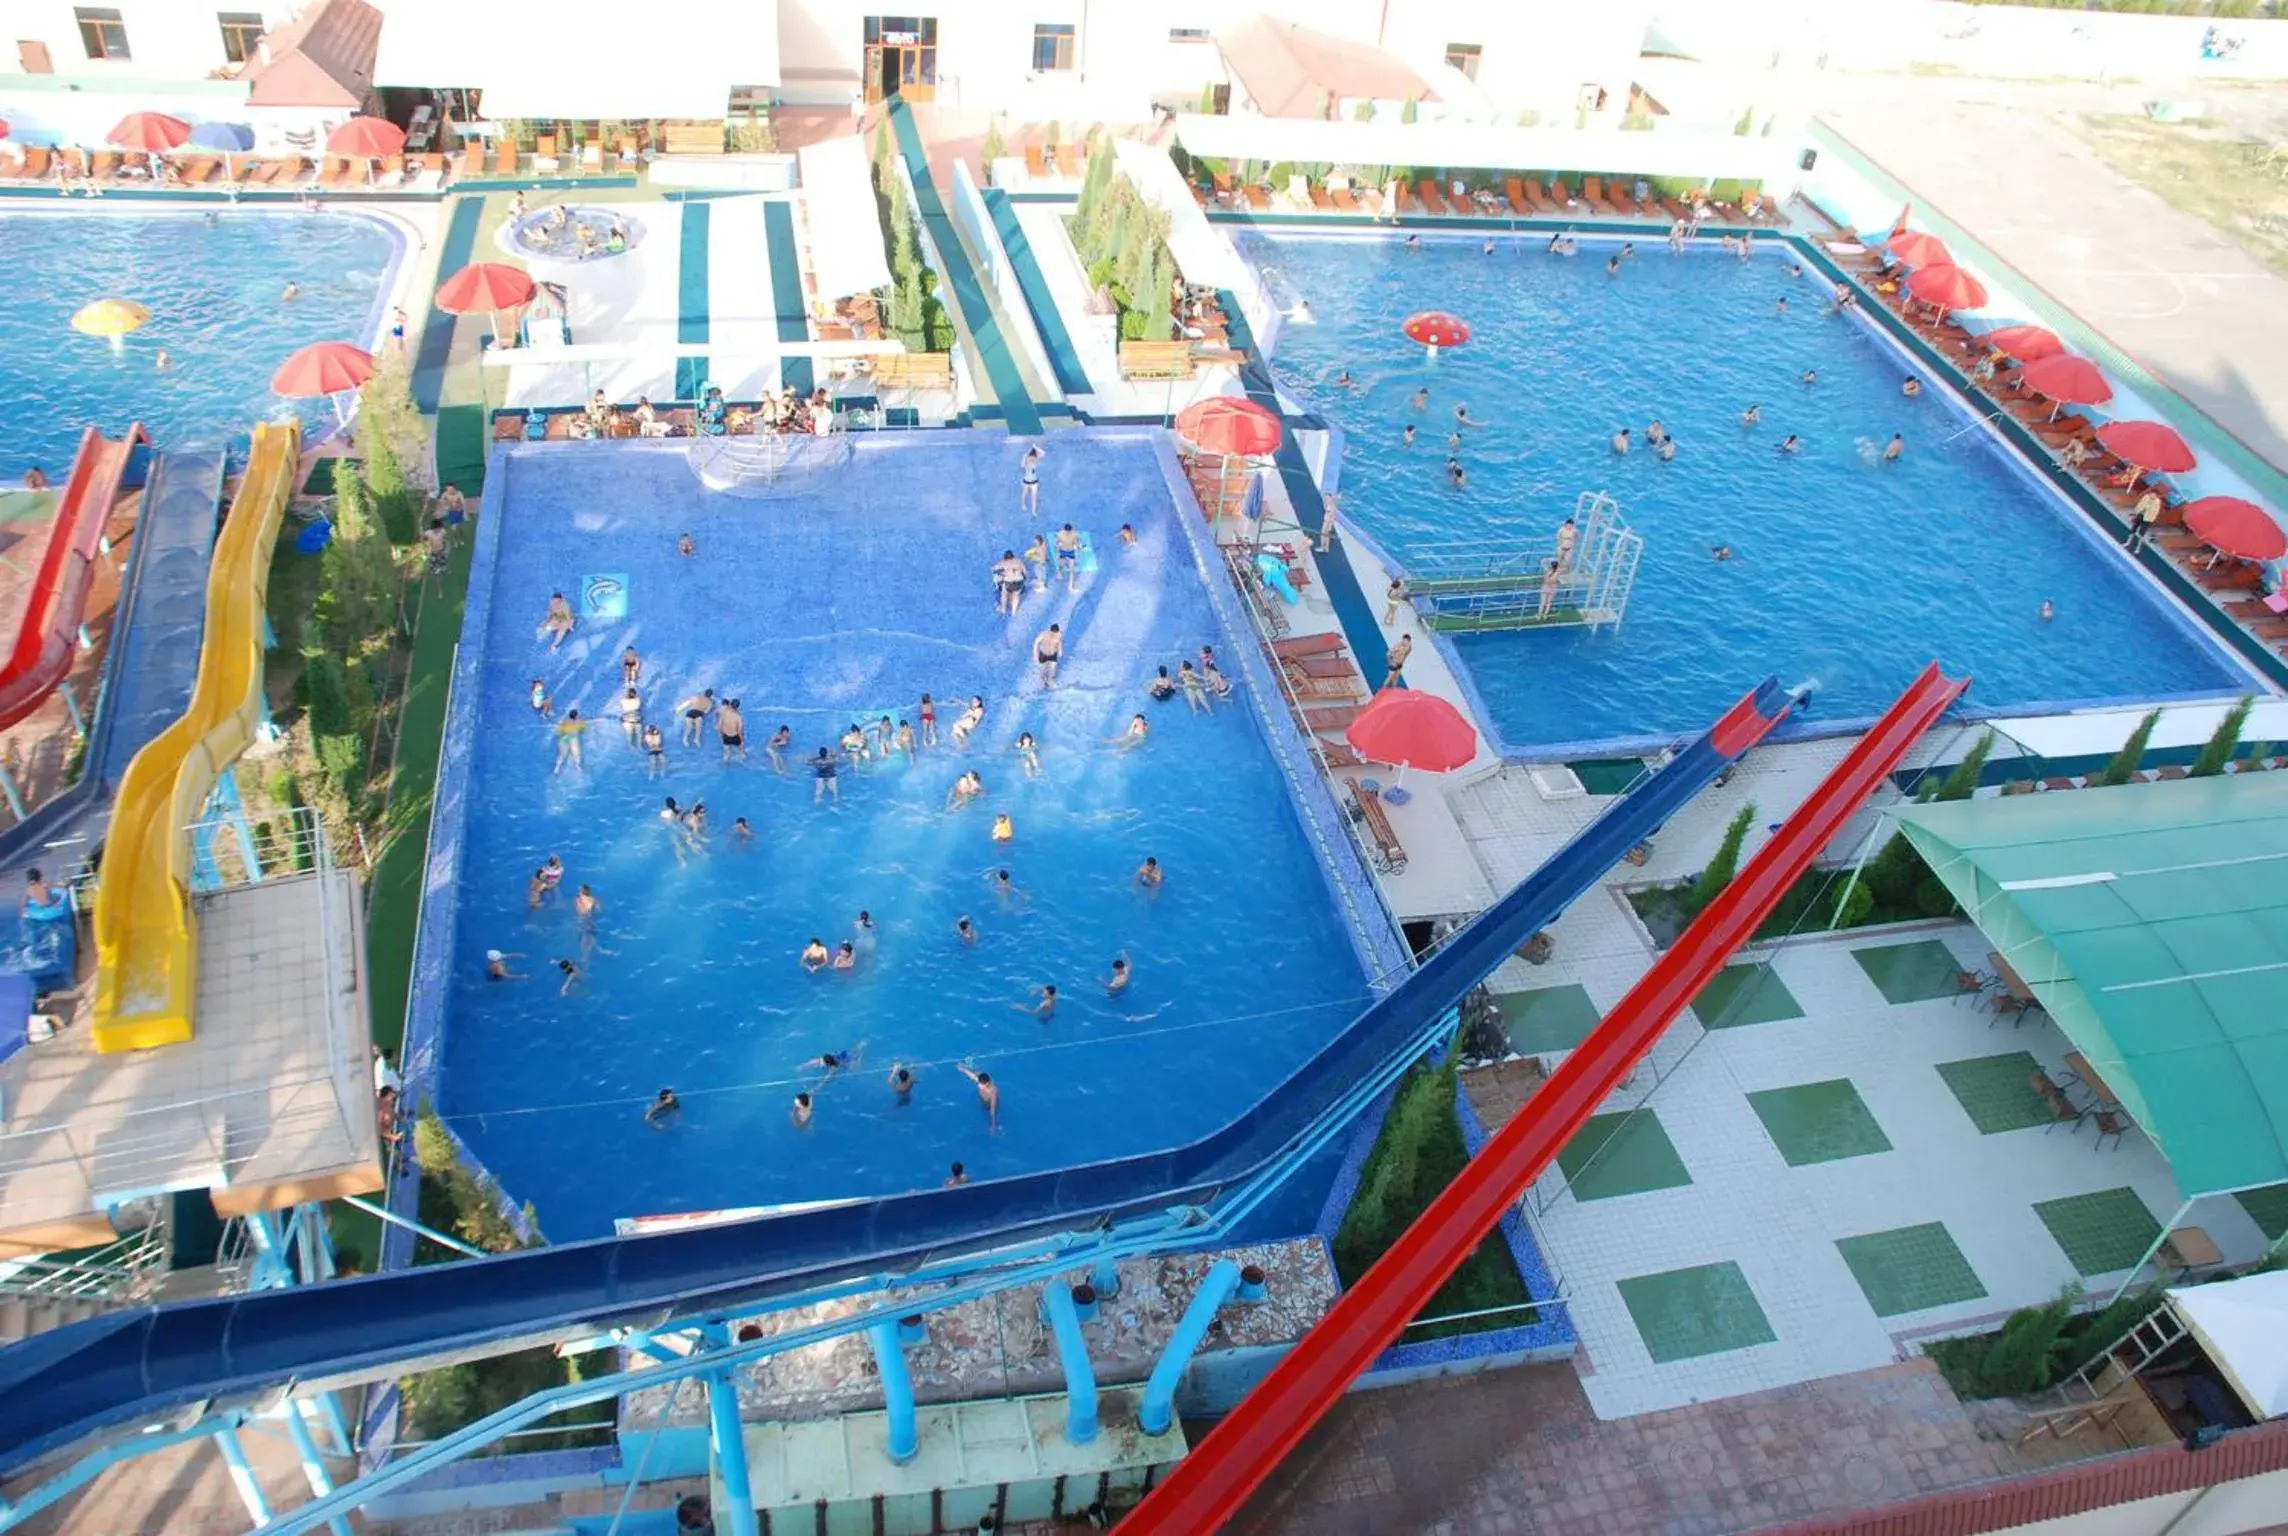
left=0, top=1291, right=111, bottom=1344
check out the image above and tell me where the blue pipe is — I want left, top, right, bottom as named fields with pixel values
left=213, top=1423, right=269, bottom=1524
left=281, top=1400, right=354, bottom=1536
left=0, top=1411, right=243, bottom=1534
left=1042, top=1284, right=1099, bottom=1446
left=706, top=1367, right=758, bottom=1536
left=1139, top=1260, right=1242, bottom=1436
left=869, top=1323, right=917, bottom=1464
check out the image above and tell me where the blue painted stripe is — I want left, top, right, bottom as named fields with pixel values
left=675, top=201, right=711, bottom=400
left=1219, top=291, right=1393, bottom=683
left=982, top=186, right=1090, bottom=395
left=888, top=102, right=1043, bottom=437
left=761, top=200, right=814, bottom=396
left=412, top=197, right=484, bottom=413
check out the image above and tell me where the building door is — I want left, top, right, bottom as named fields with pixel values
left=861, top=17, right=938, bottom=105
left=17, top=39, right=53, bottom=73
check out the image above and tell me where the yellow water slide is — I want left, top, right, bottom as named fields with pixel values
left=92, top=421, right=302, bottom=1054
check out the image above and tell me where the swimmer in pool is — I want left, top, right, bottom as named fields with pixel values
left=1611, top=429, right=1630, bottom=455
left=1335, top=369, right=1353, bottom=386
left=991, top=813, right=1014, bottom=842
left=642, top=724, right=666, bottom=775
left=1410, top=388, right=1429, bottom=411
left=1778, top=435, right=1802, bottom=455
left=1119, top=523, right=1136, bottom=547
left=854, top=910, right=876, bottom=949
left=894, top=719, right=917, bottom=758
left=675, top=688, right=714, bottom=746
left=717, top=697, right=746, bottom=761
left=801, top=937, right=831, bottom=972
left=678, top=533, right=696, bottom=559
left=792, top=1091, right=814, bottom=1128
left=1148, top=666, right=1177, bottom=702
left=832, top=941, right=857, bottom=971
left=888, top=1063, right=915, bottom=1101
left=552, top=710, right=588, bottom=773
left=1902, top=376, right=1922, bottom=397
left=1774, top=296, right=1788, bottom=315
left=282, top=282, right=300, bottom=301
left=1659, top=437, right=1678, bottom=462
left=1883, top=434, right=1904, bottom=462
left=1647, top=420, right=1668, bottom=446
left=556, top=958, right=583, bottom=996
left=812, top=748, right=840, bottom=802
left=1203, top=658, right=1234, bottom=700
left=946, top=1161, right=968, bottom=1185
left=959, top=1063, right=1000, bottom=1129
left=767, top=724, right=792, bottom=774
left=993, top=549, right=1027, bottom=616
left=946, top=770, right=985, bottom=810
left=1137, top=856, right=1164, bottom=888
left=1015, top=732, right=1040, bottom=775
left=1402, top=424, right=1416, bottom=447
left=1113, top=714, right=1149, bottom=750
left=951, top=697, right=986, bottom=748
left=1800, top=369, right=1819, bottom=385
left=1712, top=545, right=1734, bottom=562
left=682, top=802, right=708, bottom=842
left=1106, top=955, right=1133, bottom=995
left=2038, top=599, right=2055, bottom=622
left=485, top=948, right=526, bottom=981
left=1454, top=404, right=1482, bottom=427
left=1054, top=524, right=1082, bottom=592
left=618, top=688, right=642, bottom=746
left=733, top=816, right=752, bottom=841
left=1741, top=404, right=1762, bottom=427
left=955, top=915, right=978, bottom=944
left=1024, top=532, right=1049, bottom=588
left=1016, top=984, right=1058, bottom=1020
left=621, top=646, right=642, bottom=686
left=1034, top=624, right=1064, bottom=688
left=1447, top=458, right=1468, bottom=488
left=1607, top=255, right=1621, bottom=275
left=987, top=868, right=1030, bottom=905
left=919, top=694, right=938, bottom=747
left=840, top=723, right=869, bottom=764
left=645, top=1089, right=680, bottom=1126
left=530, top=678, right=552, bottom=718
left=543, top=591, right=575, bottom=649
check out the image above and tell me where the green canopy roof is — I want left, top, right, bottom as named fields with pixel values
left=1894, top=775, right=2288, bottom=1201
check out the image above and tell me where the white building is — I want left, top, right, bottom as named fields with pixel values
left=0, top=1, right=296, bottom=79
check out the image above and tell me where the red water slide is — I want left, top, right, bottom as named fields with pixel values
left=0, top=423, right=145, bottom=730
left=1124, top=661, right=1971, bottom=1534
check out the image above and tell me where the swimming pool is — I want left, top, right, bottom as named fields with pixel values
left=1247, top=231, right=2253, bottom=756
left=0, top=208, right=397, bottom=479
left=420, top=433, right=1386, bottom=1239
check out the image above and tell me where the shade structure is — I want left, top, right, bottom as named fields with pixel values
left=2017, top=354, right=2113, bottom=407
left=796, top=135, right=893, bottom=301
left=1345, top=688, right=1477, bottom=774
left=1884, top=229, right=1950, bottom=267
left=325, top=115, right=405, bottom=158
left=2095, top=419, right=2197, bottom=475
left=271, top=341, right=375, bottom=398
left=2183, top=495, right=2286, bottom=562
left=187, top=121, right=254, bottom=153
left=1985, top=323, right=2064, bottom=362
left=436, top=262, right=538, bottom=314
left=70, top=298, right=150, bottom=338
left=1904, top=262, right=1988, bottom=312
left=1402, top=311, right=1470, bottom=349
left=2170, top=1271, right=2288, bottom=1421
left=1175, top=397, right=1282, bottom=458
left=106, top=112, right=191, bottom=152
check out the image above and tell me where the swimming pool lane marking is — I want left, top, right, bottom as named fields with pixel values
left=1217, top=288, right=1396, bottom=686
left=761, top=200, right=815, bottom=396
left=412, top=196, right=485, bottom=414
left=982, top=186, right=1092, bottom=396
left=888, top=101, right=1045, bottom=437
left=675, top=200, right=712, bottom=401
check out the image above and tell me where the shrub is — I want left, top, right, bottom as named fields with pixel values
left=2190, top=697, right=2254, bottom=777
left=1914, top=876, right=1957, bottom=919
left=980, top=115, right=1006, bottom=167
left=1353, top=100, right=1375, bottom=123
left=2097, top=707, right=2162, bottom=786
left=1927, top=1286, right=2164, bottom=1401
left=1118, top=309, right=1150, bottom=341
left=1456, top=987, right=1507, bottom=1062
left=922, top=297, right=957, bottom=353
left=1400, top=97, right=1419, bottom=125
left=1930, top=730, right=1994, bottom=802
left=1685, top=804, right=1756, bottom=915
left=1197, top=82, right=1216, bottom=115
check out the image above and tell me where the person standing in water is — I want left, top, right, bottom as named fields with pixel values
left=959, top=1063, right=999, bottom=1130
left=553, top=710, right=589, bottom=774
left=767, top=724, right=792, bottom=774
left=1019, top=444, right=1044, bottom=514
left=676, top=688, right=714, bottom=746
left=716, top=697, right=747, bottom=762
left=1034, top=623, right=1064, bottom=689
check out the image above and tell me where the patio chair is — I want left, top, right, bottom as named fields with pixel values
left=21, top=147, right=51, bottom=179
left=1606, top=178, right=1641, bottom=216
left=1503, top=177, right=1530, bottom=215
left=2090, top=1109, right=2127, bottom=1151
left=1059, top=142, right=1085, bottom=177
left=1951, top=968, right=1996, bottom=1006
left=1242, top=183, right=1271, bottom=210
left=1308, top=179, right=1334, bottom=212
left=1330, top=182, right=1359, bottom=213
left=91, top=150, right=121, bottom=180
left=1990, top=993, right=2036, bottom=1027
left=1415, top=179, right=1448, bottom=215
left=459, top=144, right=485, bottom=180
left=493, top=140, right=518, bottom=176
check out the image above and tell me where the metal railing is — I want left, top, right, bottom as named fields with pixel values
left=0, top=1209, right=168, bottom=1305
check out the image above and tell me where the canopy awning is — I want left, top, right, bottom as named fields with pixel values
left=2171, top=1269, right=2288, bottom=1420
left=243, top=0, right=380, bottom=110
left=1169, top=112, right=1792, bottom=185
left=1893, top=775, right=2288, bottom=1201
left=797, top=134, right=891, bottom=302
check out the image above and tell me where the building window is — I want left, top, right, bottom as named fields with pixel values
left=218, top=11, right=265, bottom=64
left=1444, top=42, right=1482, bottom=82
left=1032, top=22, right=1075, bottom=72
left=863, top=16, right=938, bottom=47
left=75, top=6, right=129, bottom=60
left=1169, top=27, right=1210, bottom=42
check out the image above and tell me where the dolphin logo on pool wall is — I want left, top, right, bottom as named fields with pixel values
left=583, top=574, right=628, bottom=619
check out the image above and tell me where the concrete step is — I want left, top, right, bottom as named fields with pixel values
left=0, top=1289, right=115, bottom=1343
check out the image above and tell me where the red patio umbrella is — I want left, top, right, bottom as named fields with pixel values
left=436, top=261, right=538, bottom=346
left=1985, top=323, right=2063, bottom=362
left=1905, top=263, right=1987, bottom=313
left=2183, top=496, right=2286, bottom=564
left=2016, top=354, right=2113, bottom=416
left=2095, top=420, right=2196, bottom=477
left=272, top=341, right=376, bottom=426
left=327, top=115, right=407, bottom=159
left=1402, top=311, right=1470, bottom=353
left=1346, top=687, right=1477, bottom=791
left=1174, top=396, right=1281, bottom=458
left=107, top=112, right=190, bottom=152
left=1884, top=230, right=1951, bottom=267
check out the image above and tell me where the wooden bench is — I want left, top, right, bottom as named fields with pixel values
left=1119, top=341, right=1196, bottom=381
left=870, top=352, right=956, bottom=392
left=1346, top=782, right=1408, bottom=874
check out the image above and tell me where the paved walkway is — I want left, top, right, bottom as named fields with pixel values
left=1228, top=1359, right=1999, bottom=1536
left=1815, top=76, right=2288, bottom=488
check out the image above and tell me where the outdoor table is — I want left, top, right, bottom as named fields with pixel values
left=1988, top=950, right=2035, bottom=1001
left=2160, top=1227, right=2223, bottom=1273
left=2061, top=1050, right=2121, bottom=1110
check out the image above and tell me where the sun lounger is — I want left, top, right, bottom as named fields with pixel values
left=1309, top=181, right=1334, bottom=211
left=1330, top=184, right=1359, bottom=212
left=278, top=155, right=312, bottom=183
left=1061, top=143, right=1085, bottom=177
left=21, top=147, right=50, bottom=179
left=90, top=151, right=121, bottom=180
left=1290, top=673, right=1364, bottom=701
left=460, top=145, right=484, bottom=180
left=1580, top=176, right=1618, bottom=215
left=1273, top=633, right=1345, bottom=659
left=321, top=156, right=352, bottom=187
left=379, top=153, right=405, bottom=185
left=2243, top=614, right=2288, bottom=640
left=1415, top=180, right=1449, bottom=215
left=2195, top=560, right=2263, bottom=592
left=1242, top=183, right=1271, bottom=210
left=1607, top=180, right=1641, bottom=215
left=1347, top=782, right=1408, bottom=874
left=493, top=142, right=517, bottom=176
left=1304, top=703, right=1362, bottom=732
left=1283, top=652, right=1359, bottom=681
left=1503, top=178, right=1531, bottom=215
left=1318, top=738, right=1365, bottom=770
left=1519, top=179, right=1553, bottom=213
left=1025, top=144, right=1048, bottom=179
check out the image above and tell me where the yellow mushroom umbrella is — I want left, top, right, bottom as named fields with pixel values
left=71, top=297, right=151, bottom=353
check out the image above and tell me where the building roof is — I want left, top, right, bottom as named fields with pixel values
left=1212, top=16, right=1435, bottom=119
left=242, top=0, right=380, bottom=110
left=1893, top=774, right=2288, bottom=1201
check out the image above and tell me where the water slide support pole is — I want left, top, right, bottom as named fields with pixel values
left=213, top=1423, right=271, bottom=1525
left=1138, top=1260, right=1243, bottom=1436
left=870, top=1322, right=918, bottom=1464
left=281, top=1398, right=355, bottom=1536
left=1043, top=1283, right=1099, bottom=1445
left=698, top=1324, right=759, bottom=1536
left=244, top=1210, right=295, bottom=1291
left=57, top=681, right=85, bottom=736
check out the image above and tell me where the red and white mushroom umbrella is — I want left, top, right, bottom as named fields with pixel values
left=1346, top=686, right=1478, bottom=797
left=1402, top=311, right=1470, bottom=357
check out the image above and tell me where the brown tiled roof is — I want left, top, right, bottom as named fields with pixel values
left=1755, top=1417, right=2288, bottom=1536
left=243, top=0, right=381, bottom=110
left=1212, top=16, right=1435, bottom=120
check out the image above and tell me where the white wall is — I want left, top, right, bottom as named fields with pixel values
left=1959, top=1465, right=2288, bottom=1536
left=0, top=2, right=294, bottom=80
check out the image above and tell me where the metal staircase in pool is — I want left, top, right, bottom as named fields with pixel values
left=1407, top=491, right=1642, bottom=633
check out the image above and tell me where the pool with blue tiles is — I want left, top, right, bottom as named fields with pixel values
left=426, top=432, right=1379, bottom=1238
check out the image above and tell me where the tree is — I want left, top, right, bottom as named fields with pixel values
left=1140, top=246, right=1174, bottom=341
left=1354, top=99, right=1375, bottom=123
left=1333, top=1061, right=1461, bottom=1282
left=359, top=409, right=419, bottom=546
left=2190, top=696, right=2254, bottom=777
left=317, top=458, right=396, bottom=649
left=1197, top=82, right=1216, bottom=116
left=1930, top=730, right=1995, bottom=802
left=872, top=115, right=893, bottom=179
left=887, top=265, right=926, bottom=350
left=1686, top=804, right=1756, bottom=914
left=2097, top=707, right=2162, bottom=787
left=1400, top=96, right=1419, bottom=125
left=980, top=115, right=1006, bottom=170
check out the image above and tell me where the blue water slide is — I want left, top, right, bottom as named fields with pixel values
left=0, top=678, right=1795, bottom=1474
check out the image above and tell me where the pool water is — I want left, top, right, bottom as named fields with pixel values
left=0, top=209, right=396, bottom=479
left=1248, top=232, right=2249, bottom=754
left=435, top=434, right=1376, bottom=1238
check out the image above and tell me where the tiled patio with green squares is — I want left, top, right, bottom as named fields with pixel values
left=1853, top=938, right=1972, bottom=1005
left=1691, top=962, right=1806, bottom=1029
left=1935, top=1051, right=2055, bottom=1135
left=1748, top=1079, right=1893, bottom=1166
left=1556, top=1110, right=1693, bottom=1202
left=1616, top=1261, right=1778, bottom=1364
left=1835, top=1223, right=1988, bottom=1317
left=1493, top=982, right=1603, bottom=1056
left=2235, top=1184, right=2288, bottom=1242
left=2035, top=1188, right=2163, bottom=1277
